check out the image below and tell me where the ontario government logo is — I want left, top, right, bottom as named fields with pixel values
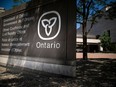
left=36, top=11, right=61, bottom=49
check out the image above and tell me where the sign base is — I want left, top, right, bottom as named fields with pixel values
left=0, top=55, right=76, bottom=77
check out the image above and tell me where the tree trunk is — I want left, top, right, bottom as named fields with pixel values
left=83, top=33, right=88, bottom=60
left=82, top=22, right=88, bottom=60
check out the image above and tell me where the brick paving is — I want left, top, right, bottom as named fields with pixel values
left=77, top=53, right=116, bottom=59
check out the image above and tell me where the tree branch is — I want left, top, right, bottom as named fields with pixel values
left=87, top=23, right=93, bottom=34
left=86, top=0, right=93, bottom=20
left=76, top=22, right=83, bottom=24
left=76, top=9, right=83, bottom=15
left=87, top=16, right=96, bottom=34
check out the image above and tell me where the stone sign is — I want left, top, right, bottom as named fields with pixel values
left=0, top=0, right=76, bottom=76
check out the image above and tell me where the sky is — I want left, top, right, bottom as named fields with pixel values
left=0, top=0, right=30, bottom=10
left=0, top=0, right=14, bottom=10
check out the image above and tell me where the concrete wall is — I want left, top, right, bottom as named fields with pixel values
left=0, top=55, right=8, bottom=66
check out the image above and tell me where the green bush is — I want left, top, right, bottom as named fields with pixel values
left=110, top=43, right=116, bottom=53
left=100, top=31, right=111, bottom=52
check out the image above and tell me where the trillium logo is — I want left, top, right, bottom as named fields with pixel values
left=41, top=17, right=57, bottom=36
left=38, top=11, right=61, bottom=40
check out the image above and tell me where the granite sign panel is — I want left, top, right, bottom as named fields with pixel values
left=0, top=0, right=76, bottom=76
left=0, top=0, right=67, bottom=60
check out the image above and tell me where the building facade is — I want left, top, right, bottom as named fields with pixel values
left=77, top=6, right=116, bottom=52
left=0, top=7, right=5, bottom=14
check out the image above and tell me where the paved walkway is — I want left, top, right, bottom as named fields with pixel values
left=76, top=53, right=116, bottom=59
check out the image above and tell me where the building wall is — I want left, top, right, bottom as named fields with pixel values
left=0, top=7, right=5, bottom=14
left=77, top=16, right=116, bottom=43
left=76, top=12, right=116, bottom=52
left=88, top=16, right=116, bottom=43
